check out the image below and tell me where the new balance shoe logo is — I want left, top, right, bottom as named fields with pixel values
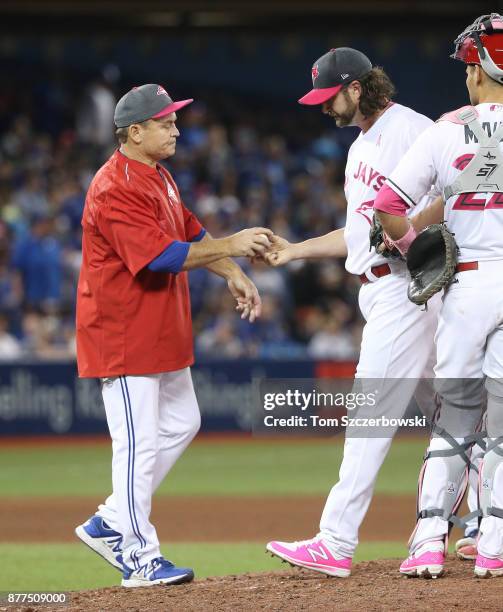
left=307, top=545, right=329, bottom=563
left=105, top=536, right=123, bottom=553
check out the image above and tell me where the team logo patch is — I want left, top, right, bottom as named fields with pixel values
left=312, top=65, right=319, bottom=82
left=354, top=200, right=375, bottom=226
left=157, top=86, right=169, bottom=96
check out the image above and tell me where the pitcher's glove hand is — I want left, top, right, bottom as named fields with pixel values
left=406, top=223, right=458, bottom=306
left=369, top=214, right=402, bottom=260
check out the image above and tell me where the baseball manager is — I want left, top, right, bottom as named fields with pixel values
left=75, top=84, right=271, bottom=587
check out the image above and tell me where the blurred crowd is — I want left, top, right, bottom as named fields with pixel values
left=0, top=77, right=364, bottom=361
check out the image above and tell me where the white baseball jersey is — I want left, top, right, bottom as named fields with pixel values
left=344, top=103, right=433, bottom=274
left=387, top=102, right=503, bottom=262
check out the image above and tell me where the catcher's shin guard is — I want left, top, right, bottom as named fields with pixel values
left=409, top=427, right=481, bottom=553
left=479, top=380, right=503, bottom=527
left=479, top=437, right=503, bottom=523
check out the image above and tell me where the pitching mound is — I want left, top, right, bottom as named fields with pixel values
left=18, top=558, right=503, bottom=612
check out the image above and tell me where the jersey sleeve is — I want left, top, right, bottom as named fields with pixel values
left=182, top=204, right=205, bottom=242
left=97, top=188, right=174, bottom=276
left=386, top=124, right=438, bottom=209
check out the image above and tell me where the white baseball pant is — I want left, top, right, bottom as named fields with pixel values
left=94, top=367, right=200, bottom=569
left=319, top=271, right=440, bottom=557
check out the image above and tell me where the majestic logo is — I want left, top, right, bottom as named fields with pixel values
left=157, top=86, right=169, bottom=96
left=312, top=65, right=319, bottom=81
left=447, top=482, right=457, bottom=495
left=167, top=183, right=178, bottom=202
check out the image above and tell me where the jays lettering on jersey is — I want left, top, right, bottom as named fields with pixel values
left=344, top=104, right=433, bottom=275
left=387, top=103, right=503, bottom=262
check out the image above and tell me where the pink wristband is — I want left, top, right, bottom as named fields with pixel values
left=392, top=225, right=417, bottom=255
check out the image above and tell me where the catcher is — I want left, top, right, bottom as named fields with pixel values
left=375, top=12, right=503, bottom=578
left=372, top=215, right=484, bottom=563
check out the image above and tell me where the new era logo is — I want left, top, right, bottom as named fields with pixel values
left=312, top=65, right=319, bottom=81
left=157, top=86, right=169, bottom=96
left=341, top=73, right=349, bottom=79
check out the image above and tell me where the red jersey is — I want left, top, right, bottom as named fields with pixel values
left=76, top=150, right=204, bottom=378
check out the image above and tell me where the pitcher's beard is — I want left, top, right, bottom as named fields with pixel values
left=331, top=89, right=358, bottom=127
left=333, top=111, right=355, bottom=127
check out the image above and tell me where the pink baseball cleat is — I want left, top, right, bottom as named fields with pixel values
left=474, top=554, right=503, bottom=578
left=266, top=537, right=352, bottom=577
left=399, top=542, right=445, bottom=578
left=455, top=530, right=478, bottom=561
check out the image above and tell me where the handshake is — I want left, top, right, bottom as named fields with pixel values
left=224, top=227, right=293, bottom=267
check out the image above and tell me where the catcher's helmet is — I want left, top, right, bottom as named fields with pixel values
left=452, top=13, right=503, bottom=84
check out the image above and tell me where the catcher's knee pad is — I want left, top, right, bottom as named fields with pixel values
left=485, top=378, right=503, bottom=438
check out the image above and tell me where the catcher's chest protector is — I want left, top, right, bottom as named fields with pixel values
left=441, top=105, right=503, bottom=200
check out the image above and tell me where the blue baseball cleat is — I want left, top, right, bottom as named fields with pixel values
left=75, top=515, right=124, bottom=571
left=121, top=557, right=194, bottom=588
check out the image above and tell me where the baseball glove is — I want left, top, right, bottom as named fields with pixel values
left=369, top=214, right=402, bottom=259
left=406, top=223, right=458, bottom=306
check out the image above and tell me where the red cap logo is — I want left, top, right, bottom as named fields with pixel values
left=312, top=65, right=319, bottom=82
left=157, top=86, right=169, bottom=96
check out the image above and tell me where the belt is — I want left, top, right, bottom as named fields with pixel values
left=456, top=261, right=478, bottom=273
left=359, top=263, right=392, bottom=284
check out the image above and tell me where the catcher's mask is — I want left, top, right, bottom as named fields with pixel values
left=452, top=13, right=503, bottom=84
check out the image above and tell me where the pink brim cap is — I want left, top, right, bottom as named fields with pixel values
left=152, top=98, right=194, bottom=118
left=298, top=85, right=343, bottom=105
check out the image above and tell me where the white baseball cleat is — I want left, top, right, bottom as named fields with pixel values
left=455, top=530, right=478, bottom=560
left=121, top=556, right=194, bottom=587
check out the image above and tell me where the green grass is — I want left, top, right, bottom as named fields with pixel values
left=0, top=437, right=428, bottom=498
left=0, top=541, right=408, bottom=591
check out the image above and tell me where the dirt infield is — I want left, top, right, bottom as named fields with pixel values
left=1, top=494, right=419, bottom=543
left=11, top=559, right=502, bottom=612
left=4, top=493, right=482, bottom=611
